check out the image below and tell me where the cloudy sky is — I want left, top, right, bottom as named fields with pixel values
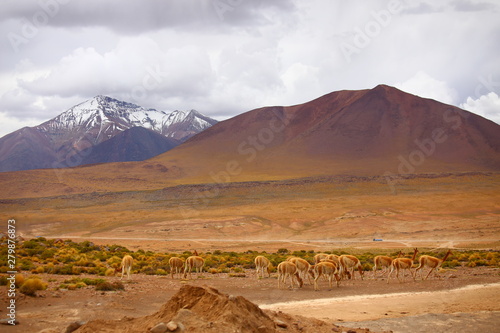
left=0, top=0, right=499, bottom=137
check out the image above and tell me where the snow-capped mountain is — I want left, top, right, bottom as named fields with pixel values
left=37, top=95, right=217, bottom=143
left=0, top=96, right=218, bottom=172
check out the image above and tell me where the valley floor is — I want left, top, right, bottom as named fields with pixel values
left=2, top=266, right=499, bottom=333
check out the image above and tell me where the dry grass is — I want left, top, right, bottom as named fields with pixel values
left=3, top=173, right=499, bottom=250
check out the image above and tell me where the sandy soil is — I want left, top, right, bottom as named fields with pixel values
left=1, top=266, right=499, bottom=333
left=7, top=173, right=500, bottom=252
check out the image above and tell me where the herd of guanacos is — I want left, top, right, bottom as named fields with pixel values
left=114, top=248, right=453, bottom=291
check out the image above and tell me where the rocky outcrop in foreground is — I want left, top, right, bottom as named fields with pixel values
left=74, top=284, right=372, bottom=333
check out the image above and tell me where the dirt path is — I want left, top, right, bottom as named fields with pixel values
left=262, top=283, right=500, bottom=321
left=35, top=235, right=500, bottom=253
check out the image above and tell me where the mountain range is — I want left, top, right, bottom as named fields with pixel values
left=0, top=84, right=499, bottom=199
left=0, top=96, right=218, bottom=172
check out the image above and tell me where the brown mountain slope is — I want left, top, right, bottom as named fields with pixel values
left=0, top=85, right=499, bottom=199
left=0, top=127, right=58, bottom=172
left=80, top=127, right=180, bottom=165
left=153, top=84, right=500, bottom=180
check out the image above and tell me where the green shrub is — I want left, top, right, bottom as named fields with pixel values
left=231, top=267, right=244, bottom=273
left=442, top=260, right=460, bottom=268
left=81, top=278, right=105, bottom=285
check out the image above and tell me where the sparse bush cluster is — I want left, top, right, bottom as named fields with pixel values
left=19, top=276, right=48, bottom=296
left=0, top=274, right=49, bottom=296
left=0, top=237, right=498, bottom=282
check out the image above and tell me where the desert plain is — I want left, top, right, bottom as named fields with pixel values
left=1, top=171, right=499, bottom=332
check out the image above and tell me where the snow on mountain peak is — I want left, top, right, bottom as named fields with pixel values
left=36, top=95, right=217, bottom=143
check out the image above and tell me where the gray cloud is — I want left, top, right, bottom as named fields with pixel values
left=451, top=0, right=498, bottom=12
left=0, top=0, right=296, bottom=33
left=0, top=0, right=499, bottom=138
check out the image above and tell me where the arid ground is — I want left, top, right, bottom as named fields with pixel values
left=2, top=173, right=499, bottom=332
left=4, top=173, right=500, bottom=251
left=1, top=264, right=499, bottom=333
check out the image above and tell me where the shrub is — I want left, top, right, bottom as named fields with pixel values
left=277, top=248, right=289, bottom=254
left=19, top=259, right=35, bottom=271
left=362, top=263, right=373, bottom=271
left=228, top=273, right=246, bottom=278
left=217, top=264, right=229, bottom=273
left=112, top=281, right=125, bottom=290
left=105, top=268, right=116, bottom=277
left=76, top=282, right=87, bottom=288
left=95, top=281, right=125, bottom=291
left=488, top=258, right=498, bottom=267
left=81, top=278, right=105, bottom=286
left=0, top=275, right=7, bottom=286
left=140, top=265, right=155, bottom=275
left=95, top=281, right=115, bottom=291
left=15, top=274, right=25, bottom=288
left=469, top=253, right=481, bottom=261
left=20, top=278, right=47, bottom=296
left=40, top=248, right=57, bottom=260
left=231, top=267, right=244, bottom=273
left=475, top=259, right=488, bottom=267
left=442, top=260, right=460, bottom=268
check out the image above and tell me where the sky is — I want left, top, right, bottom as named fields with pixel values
left=0, top=0, right=499, bottom=138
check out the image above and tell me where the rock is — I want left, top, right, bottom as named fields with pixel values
left=166, top=321, right=178, bottom=331
left=65, top=321, right=86, bottom=333
left=275, top=319, right=288, bottom=328
left=150, top=322, right=168, bottom=333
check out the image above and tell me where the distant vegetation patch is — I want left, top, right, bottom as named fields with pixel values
left=0, top=237, right=498, bottom=279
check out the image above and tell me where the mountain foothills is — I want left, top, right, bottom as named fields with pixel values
left=0, top=95, right=217, bottom=172
left=0, top=85, right=499, bottom=200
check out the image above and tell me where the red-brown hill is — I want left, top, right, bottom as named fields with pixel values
left=153, top=84, right=500, bottom=181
